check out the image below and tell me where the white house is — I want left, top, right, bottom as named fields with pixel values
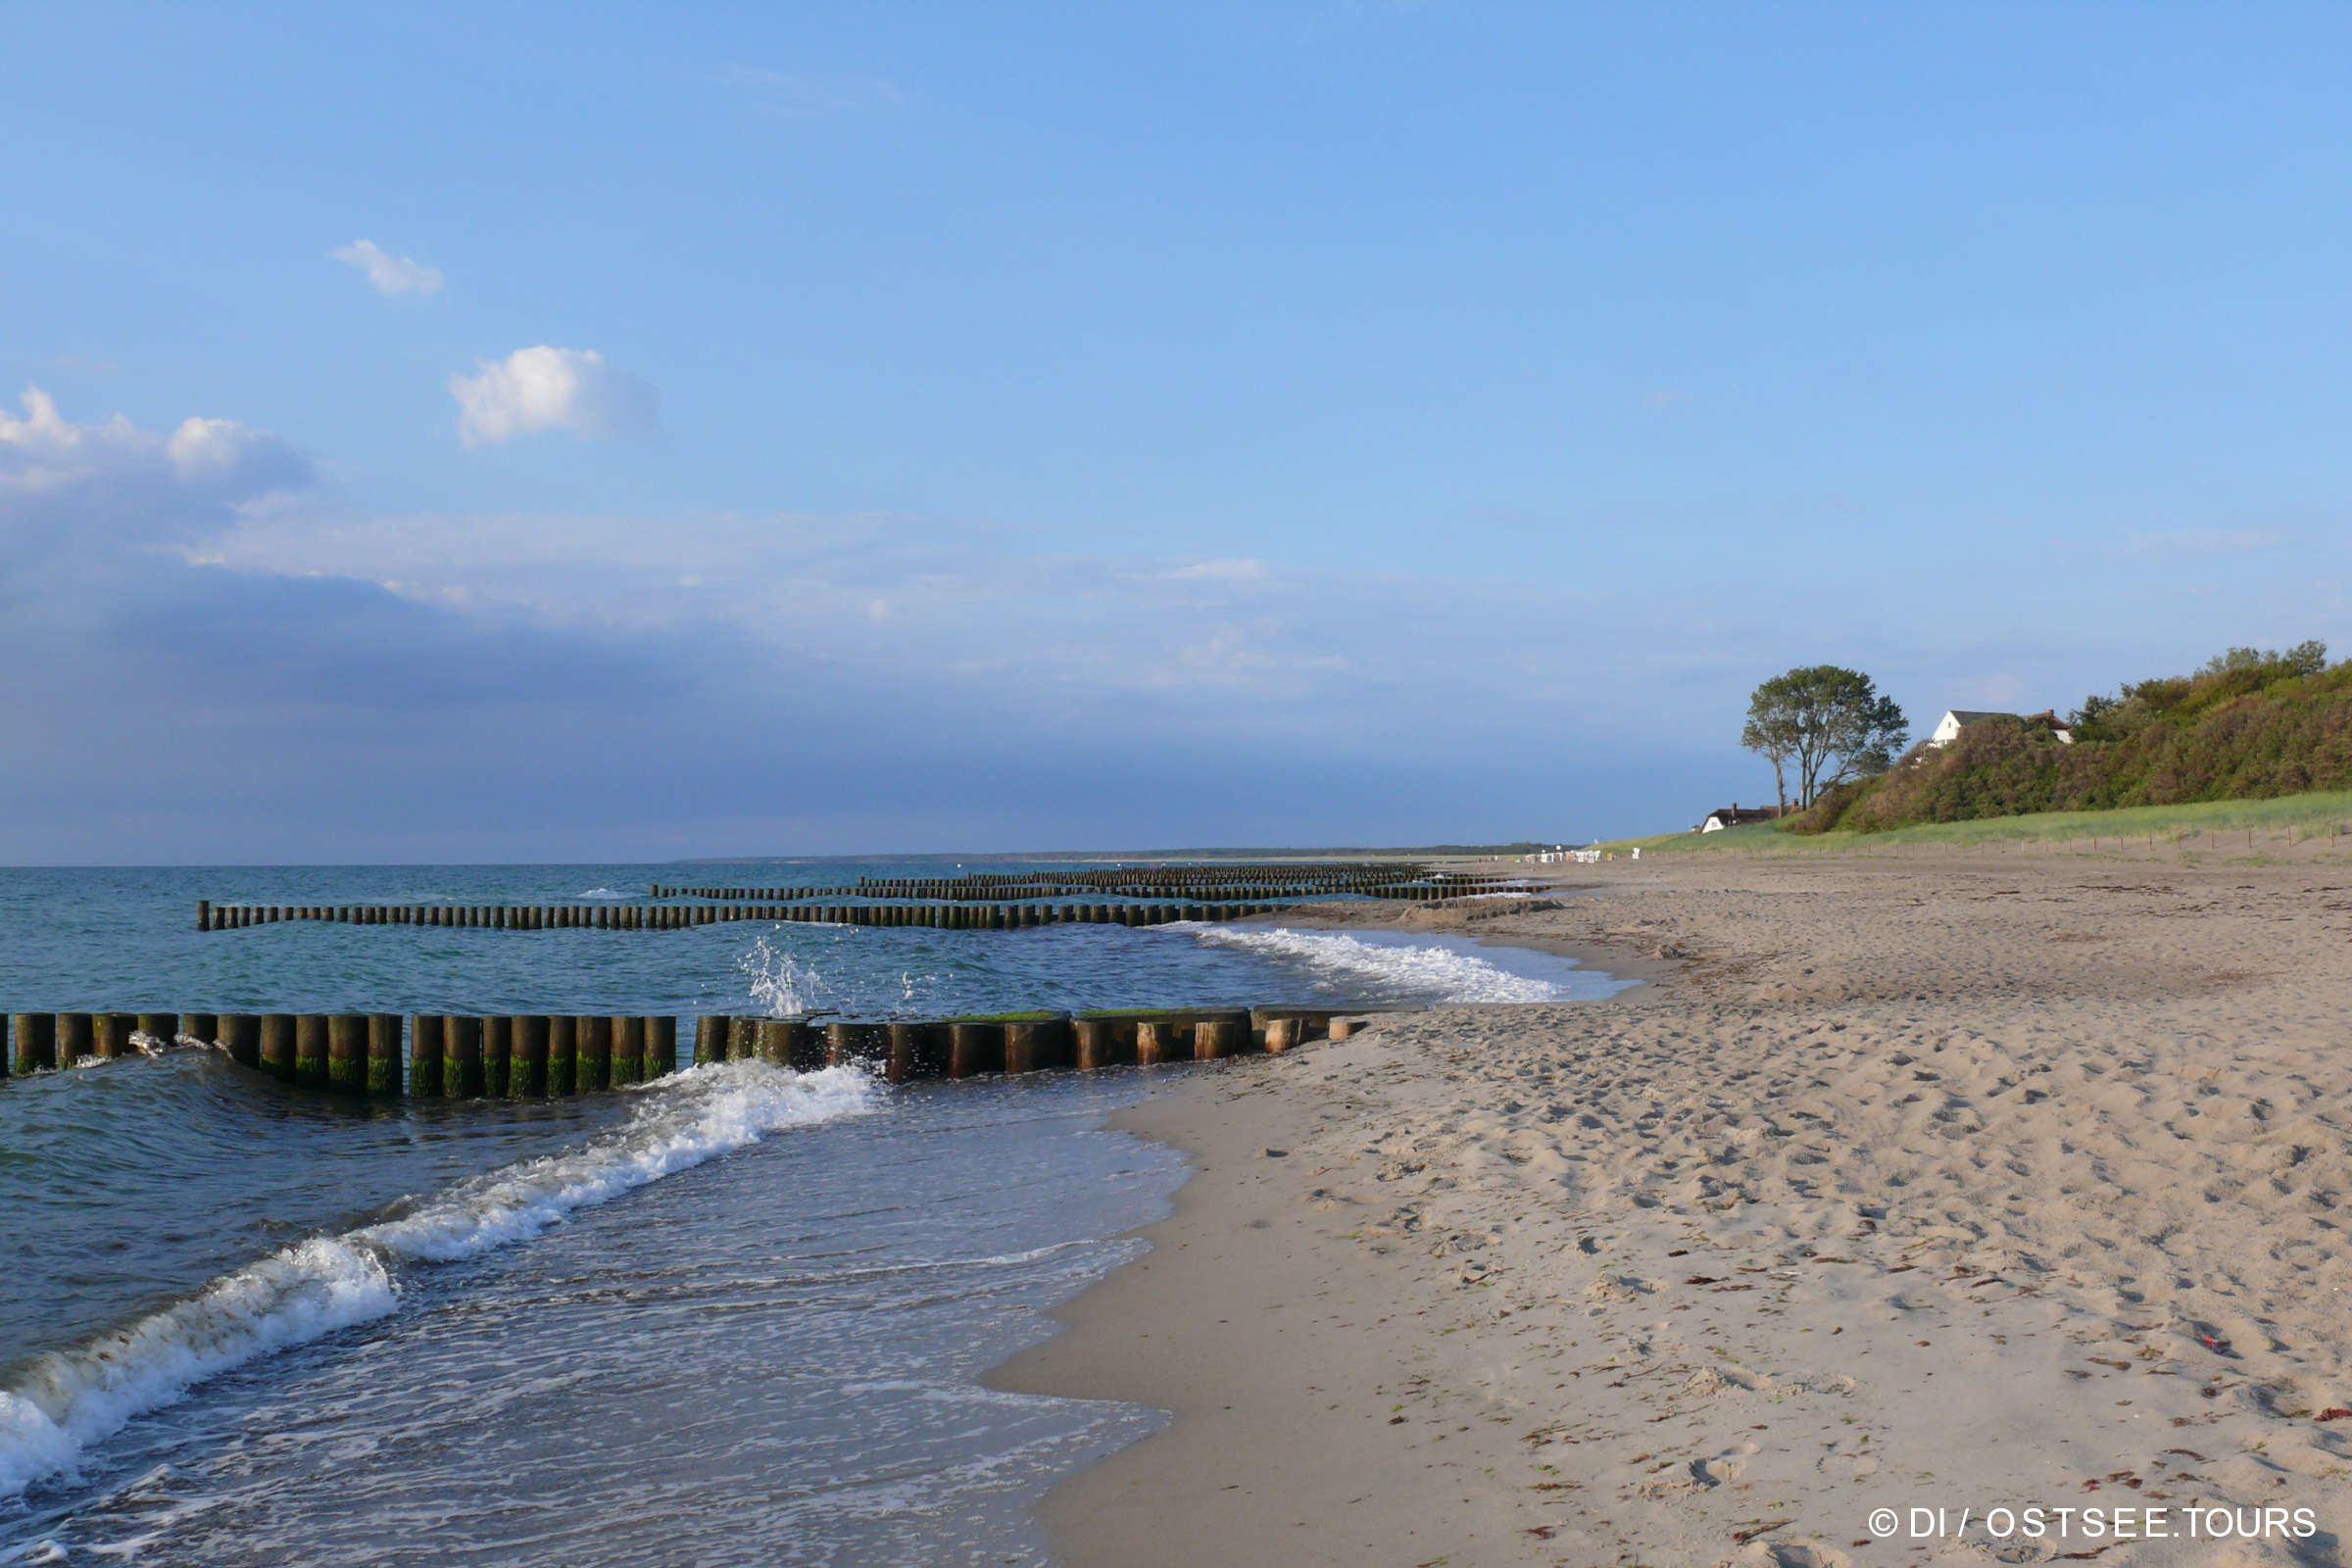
left=1928, top=709, right=2074, bottom=748
left=1701, top=804, right=1783, bottom=832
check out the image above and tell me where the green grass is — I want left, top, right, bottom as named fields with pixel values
left=942, top=1009, right=1067, bottom=1023
left=1598, top=790, right=2352, bottom=857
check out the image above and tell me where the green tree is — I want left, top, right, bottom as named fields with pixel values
left=1741, top=665, right=1909, bottom=811
left=2197, top=639, right=2328, bottom=680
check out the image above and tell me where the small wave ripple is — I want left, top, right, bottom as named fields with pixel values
left=0, top=1062, right=881, bottom=1496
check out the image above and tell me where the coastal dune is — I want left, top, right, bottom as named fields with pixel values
left=995, top=854, right=2352, bottom=1566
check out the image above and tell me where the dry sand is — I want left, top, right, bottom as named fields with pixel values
left=992, top=849, right=2352, bottom=1566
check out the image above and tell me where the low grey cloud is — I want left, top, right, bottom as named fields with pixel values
left=0, top=387, right=311, bottom=567
left=0, top=472, right=1726, bottom=858
left=23, top=391, right=2220, bottom=859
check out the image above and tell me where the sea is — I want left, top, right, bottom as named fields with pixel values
left=0, top=861, right=1623, bottom=1565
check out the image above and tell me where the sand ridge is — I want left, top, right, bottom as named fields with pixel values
left=994, top=854, right=2352, bottom=1566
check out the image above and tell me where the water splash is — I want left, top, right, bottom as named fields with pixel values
left=739, top=935, right=828, bottom=1016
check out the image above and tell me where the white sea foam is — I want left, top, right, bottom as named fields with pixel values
left=740, top=935, right=829, bottom=1015
left=576, top=887, right=627, bottom=899
left=0, top=1061, right=880, bottom=1498
left=1183, top=925, right=1563, bottom=1003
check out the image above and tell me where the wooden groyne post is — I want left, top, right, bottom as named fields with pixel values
left=0, top=997, right=1356, bottom=1099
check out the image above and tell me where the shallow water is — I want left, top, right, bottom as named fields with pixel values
left=0, top=861, right=1620, bottom=1563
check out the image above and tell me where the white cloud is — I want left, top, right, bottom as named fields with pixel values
left=331, top=239, right=443, bottom=297
left=448, top=347, right=659, bottom=448
left=1172, top=558, right=1267, bottom=580
left=0, top=387, right=310, bottom=554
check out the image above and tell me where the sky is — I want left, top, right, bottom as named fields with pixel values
left=4, top=3, right=2349, bottom=861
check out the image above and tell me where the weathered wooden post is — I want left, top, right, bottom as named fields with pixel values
left=644, top=1015, right=676, bottom=1078
left=825, top=1021, right=888, bottom=1068
left=544, top=1015, right=576, bottom=1095
left=368, top=1014, right=403, bottom=1095
left=728, top=1016, right=760, bottom=1063
left=130, top=1011, right=177, bottom=1048
left=1194, top=1010, right=1246, bottom=1059
left=288, top=1015, right=328, bottom=1087
left=611, top=1015, right=644, bottom=1085
left=1133, top=1016, right=1185, bottom=1065
left=255, top=1014, right=294, bottom=1080
left=94, top=1013, right=137, bottom=1059
left=512, top=1015, right=551, bottom=1098
left=321, top=1015, right=368, bottom=1093
left=446, top=1015, right=486, bottom=1098
left=575, top=1015, right=611, bottom=1093
left=481, top=1015, right=513, bottom=1097
left=12, top=1013, right=55, bottom=1074
left=885, top=1021, right=948, bottom=1083
left=219, top=1013, right=261, bottom=1068
left=758, top=1017, right=805, bottom=1068
left=693, top=1015, right=728, bottom=1066
left=1328, top=1017, right=1360, bottom=1040
left=409, top=1014, right=445, bottom=1098
left=180, top=1013, right=217, bottom=1045
left=1072, top=1014, right=1137, bottom=1070
left=948, top=1021, right=1002, bottom=1079
left=1004, top=1015, right=1072, bottom=1074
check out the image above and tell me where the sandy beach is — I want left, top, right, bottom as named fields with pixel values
left=993, top=849, right=2352, bottom=1566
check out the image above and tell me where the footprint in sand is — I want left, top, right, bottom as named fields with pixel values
left=1690, top=1442, right=1759, bottom=1487
left=1729, top=1542, right=1850, bottom=1568
left=1815, top=1446, right=1878, bottom=1481
left=1766, top=1545, right=1850, bottom=1568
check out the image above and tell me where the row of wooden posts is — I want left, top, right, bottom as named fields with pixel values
left=199, top=881, right=1519, bottom=933
left=0, top=1007, right=1351, bottom=1092
left=204, top=900, right=1308, bottom=933
left=853, top=861, right=1431, bottom=893
left=0, top=1010, right=674, bottom=1094
left=656, top=871, right=1520, bottom=903
left=687, top=1006, right=1346, bottom=1080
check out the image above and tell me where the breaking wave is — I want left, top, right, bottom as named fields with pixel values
left=1181, top=925, right=1563, bottom=1003
left=0, top=1062, right=881, bottom=1497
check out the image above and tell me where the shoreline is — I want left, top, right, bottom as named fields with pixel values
left=991, top=854, right=2352, bottom=1566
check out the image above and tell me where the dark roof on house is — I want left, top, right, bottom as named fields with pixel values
left=1946, top=708, right=2070, bottom=729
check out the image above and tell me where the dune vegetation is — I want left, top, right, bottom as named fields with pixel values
left=1781, top=642, right=2352, bottom=836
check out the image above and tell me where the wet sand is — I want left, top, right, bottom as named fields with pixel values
left=992, top=849, right=2352, bottom=1566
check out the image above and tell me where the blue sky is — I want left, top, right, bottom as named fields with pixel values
left=4, top=3, right=2348, bottom=860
